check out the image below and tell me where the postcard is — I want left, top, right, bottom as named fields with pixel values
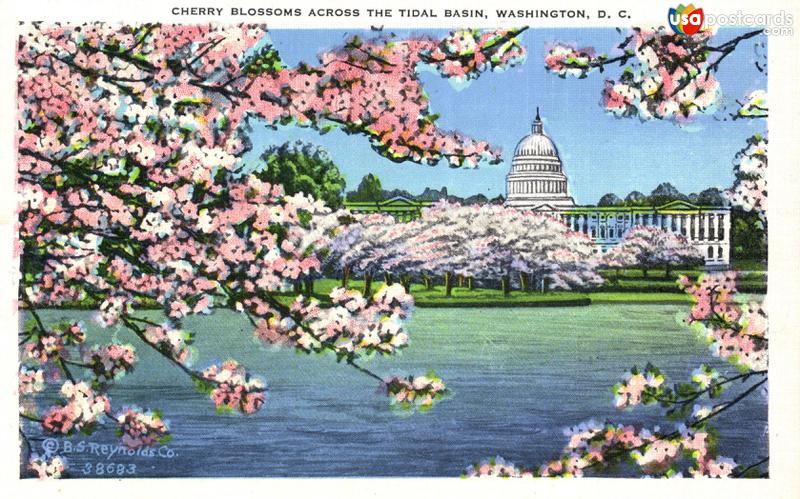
left=4, top=0, right=800, bottom=497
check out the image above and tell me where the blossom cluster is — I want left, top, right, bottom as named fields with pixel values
left=726, top=134, right=767, bottom=222
left=82, top=343, right=137, bottom=382
left=543, top=43, right=598, bottom=78
left=678, top=272, right=768, bottom=372
left=41, top=381, right=111, bottom=435
left=545, top=27, right=729, bottom=123
left=536, top=421, right=737, bottom=478
left=143, top=325, right=195, bottom=365
left=96, top=296, right=132, bottom=327
left=255, top=284, right=413, bottom=358
left=736, top=89, right=768, bottom=119
left=18, top=365, right=45, bottom=395
left=116, top=408, right=170, bottom=449
left=22, top=321, right=86, bottom=364
left=200, top=360, right=266, bottom=415
left=422, top=28, right=527, bottom=82
left=27, top=454, right=66, bottom=479
left=604, top=28, right=721, bottom=122
left=612, top=364, right=666, bottom=409
left=382, top=371, right=448, bottom=411
left=464, top=456, right=533, bottom=478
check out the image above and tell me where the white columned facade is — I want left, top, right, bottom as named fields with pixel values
left=505, top=110, right=731, bottom=267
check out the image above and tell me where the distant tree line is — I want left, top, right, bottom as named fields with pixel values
left=596, top=182, right=727, bottom=207
left=346, top=173, right=505, bottom=205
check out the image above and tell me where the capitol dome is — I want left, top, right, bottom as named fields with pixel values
left=514, top=127, right=559, bottom=157
left=505, top=108, right=575, bottom=210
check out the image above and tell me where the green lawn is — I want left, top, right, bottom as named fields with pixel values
left=598, top=268, right=767, bottom=281
left=588, top=292, right=692, bottom=303
left=730, top=259, right=768, bottom=272
left=285, top=279, right=696, bottom=307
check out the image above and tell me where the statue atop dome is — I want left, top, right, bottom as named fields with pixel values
left=532, top=106, right=543, bottom=134
left=505, top=108, right=576, bottom=210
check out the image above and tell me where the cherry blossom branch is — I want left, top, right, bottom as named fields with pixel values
left=732, top=456, right=769, bottom=478
left=346, top=359, right=385, bottom=383
left=652, top=369, right=767, bottom=407
left=19, top=413, right=43, bottom=423
left=705, top=29, right=764, bottom=73
left=21, top=297, right=76, bottom=383
left=120, top=316, right=204, bottom=380
left=121, top=315, right=267, bottom=394
left=691, top=377, right=767, bottom=427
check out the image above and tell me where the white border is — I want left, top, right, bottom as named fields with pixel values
left=1, top=0, right=798, bottom=497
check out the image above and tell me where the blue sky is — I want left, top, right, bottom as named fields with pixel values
left=244, top=28, right=767, bottom=205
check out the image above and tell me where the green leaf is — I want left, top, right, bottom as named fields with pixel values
left=192, top=377, right=215, bottom=395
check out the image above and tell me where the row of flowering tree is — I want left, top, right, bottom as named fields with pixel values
left=326, top=202, right=604, bottom=296
left=601, top=226, right=705, bottom=278
left=16, top=23, right=530, bottom=477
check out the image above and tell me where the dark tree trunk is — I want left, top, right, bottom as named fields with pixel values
left=303, top=278, right=314, bottom=296
left=458, top=275, right=464, bottom=288
left=665, top=263, right=672, bottom=278
left=467, top=276, right=474, bottom=290
left=444, top=271, right=454, bottom=297
left=364, top=273, right=373, bottom=296
left=642, top=267, right=648, bottom=278
left=501, top=275, right=511, bottom=296
left=341, top=265, right=350, bottom=289
left=293, top=281, right=302, bottom=295
left=384, top=271, right=393, bottom=285
left=519, top=272, right=528, bottom=292
left=400, top=275, right=412, bottom=293
left=422, top=274, right=432, bottom=290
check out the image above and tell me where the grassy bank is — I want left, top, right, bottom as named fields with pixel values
left=283, top=279, right=695, bottom=307
left=597, top=268, right=766, bottom=294
left=42, top=269, right=765, bottom=311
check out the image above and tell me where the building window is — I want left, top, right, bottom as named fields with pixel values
left=600, top=227, right=606, bottom=238
left=707, top=246, right=714, bottom=259
left=718, top=246, right=723, bottom=259
left=718, top=215, right=725, bottom=240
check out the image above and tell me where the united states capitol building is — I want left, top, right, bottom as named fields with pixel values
left=506, top=110, right=730, bottom=266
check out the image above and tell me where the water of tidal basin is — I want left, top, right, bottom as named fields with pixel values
left=28, top=305, right=767, bottom=477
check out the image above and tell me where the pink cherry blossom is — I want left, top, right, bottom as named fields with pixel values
left=116, top=408, right=170, bottom=449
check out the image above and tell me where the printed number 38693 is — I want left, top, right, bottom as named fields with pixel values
left=82, top=462, right=137, bottom=476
